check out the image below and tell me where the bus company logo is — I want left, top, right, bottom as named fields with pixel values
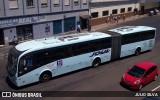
left=57, top=60, right=63, bottom=66
left=90, top=49, right=110, bottom=57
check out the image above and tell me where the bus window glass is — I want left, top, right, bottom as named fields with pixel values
left=7, top=53, right=17, bottom=76
left=18, top=56, right=33, bottom=75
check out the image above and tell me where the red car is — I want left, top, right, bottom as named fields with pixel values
left=121, top=61, right=158, bottom=90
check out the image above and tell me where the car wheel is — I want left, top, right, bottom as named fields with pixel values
left=138, top=84, right=143, bottom=90
left=154, top=75, right=158, bottom=81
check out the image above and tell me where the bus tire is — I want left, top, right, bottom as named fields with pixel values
left=135, top=48, right=141, bottom=56
left=40, top=71, right=52, bottom=83
left=92, top=58, right=101, bottom=67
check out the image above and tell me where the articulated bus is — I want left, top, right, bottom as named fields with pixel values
left=7, top=26, right=156, bottom=87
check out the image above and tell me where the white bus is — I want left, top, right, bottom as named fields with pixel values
left=6, top=26, right=156, bottom=87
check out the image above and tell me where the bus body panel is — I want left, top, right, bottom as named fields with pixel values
left=6, top=26, right=156, bottom=87
left=16, top=69, right=40, bottom=87
left=120, top=39, right=155, bottom=58
left=12, top=48, right=111, bottom=87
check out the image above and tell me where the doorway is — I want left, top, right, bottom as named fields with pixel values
left=64, top=17, right=76, bottom=32
left=0, top=29, right=4, bottom=45
left=141, top=6, right=145, bottom=14
left=80, top=18, right=88, bottom=29
left=53, top=20, right=62, bottom=34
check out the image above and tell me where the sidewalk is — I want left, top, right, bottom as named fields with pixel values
left=91, top=14, right=147, bottom=32
left=0, top=14, right=148, bottom=59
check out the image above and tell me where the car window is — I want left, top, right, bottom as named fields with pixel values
left=144, top=66, right=156, bottom=77
left=127, top=66, right=146, bottom=78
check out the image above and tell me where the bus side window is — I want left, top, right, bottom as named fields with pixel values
left=19, top=59, right=26, bottom=74
left=25, top=59, right=33, bottom=69
left=19, top=57, right=33, bottom=75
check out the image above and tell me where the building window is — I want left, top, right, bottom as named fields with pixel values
left=91, top=12, right=98, bottom=18
left=64, top=0, right=70, bottom=6
left=53, top=0, right=60, bottom=7
left=74, top=0, right=79, bottom=5
left=120, top=8, right=125, bottom=13
left=26, top=0, right=34, bottom=7
left=41, top=0, right=48, bottom=7
left=128, top=7, right=132, bottom=12
left=83, top=0, right=87, bottom=5
left=112, top=9, right=117, bottom=14
left=103, top=10, right=109, bottom=16
left=16, top=25, right=33, bottom=41
left=9, top=0, right=18, bottom=9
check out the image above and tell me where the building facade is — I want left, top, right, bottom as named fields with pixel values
left=0, top=0, right=89, bottom=46
left=90, top=0, right=160, bottom=26
left=139, top=0, right=160, bottom=14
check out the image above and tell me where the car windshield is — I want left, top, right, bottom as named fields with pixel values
left=127, top=66, right=146, bottom=78
left=6, top=53, right=17, bottom=76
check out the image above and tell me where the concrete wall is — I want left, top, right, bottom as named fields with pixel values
left=91, top=0, right=130, bottom=2
left=90, top=3, right=137, bottom=26
left=81, top=0, right=89, bottom=9
left=33, top=22, right=53, bottom=39
left=1, top=0, right=89, bottom=17
left=38, top=0, right=51, bottom=14
left=72, top=0, right=81, bottom=10
left=4, top=0, right=24, bottom=17
left=141, top=0, right=160, bottom=3
left=62, top=0, right=72, bottom=11
left=3, top=27, right=17, bottom=44
left=140, top=2, right=159, bottom=9
left=51, top=0, right=63, bottom=12
left=0, top=0, right=5, bottom=17
left=91, top=3, right=139, bottom=18
left=91, top=12, right=134, bottom=26
left=23, top=0, right=39, bottom=15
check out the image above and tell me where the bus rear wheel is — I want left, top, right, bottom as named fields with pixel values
left=135, top=48, right=141, bottom=56
left=92, top=58, right=101, bottom=67
left=40, top=72, right=52, bottom=83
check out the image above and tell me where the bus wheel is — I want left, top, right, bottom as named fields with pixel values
left=40, top=72, right=52, bottom=83
left=92, top=58, right=101, bottom=67
left=135, top=48, right=141, bottom=55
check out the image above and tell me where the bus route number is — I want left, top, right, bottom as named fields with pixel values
left=57, top=60, right=63, bottom=66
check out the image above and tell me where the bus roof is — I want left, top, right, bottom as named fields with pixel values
left=109, top=26, right=156, bottom=35
left=15, top=32, right=111, bottom=52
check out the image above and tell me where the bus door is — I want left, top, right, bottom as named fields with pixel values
left=18, top=55, right=39, bottom=86
left=111, top=35, right=122, bottom=60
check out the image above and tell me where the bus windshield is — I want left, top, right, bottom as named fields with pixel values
left=7, top=53, right=18, bottom=76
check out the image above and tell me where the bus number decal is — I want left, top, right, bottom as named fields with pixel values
left=90, top=49, right=110, bottom=57
left=57, top=60, right=63, bottom=66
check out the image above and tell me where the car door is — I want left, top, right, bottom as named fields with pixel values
left=143, top=68, right=153, bottom=85
left=149, top=66, right=157, bottom=80
left=143, top=66, right=156, bottom=84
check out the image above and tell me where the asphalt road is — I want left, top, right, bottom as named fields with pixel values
left=0, top=15, right=160, bottom=100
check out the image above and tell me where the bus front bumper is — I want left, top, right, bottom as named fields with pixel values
left=7, top=75, right=19, bottom=87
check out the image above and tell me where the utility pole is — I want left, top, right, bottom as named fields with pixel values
left=134, top=0, right=139, bottom=19
left=88, top=0, right=92, bottom=31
